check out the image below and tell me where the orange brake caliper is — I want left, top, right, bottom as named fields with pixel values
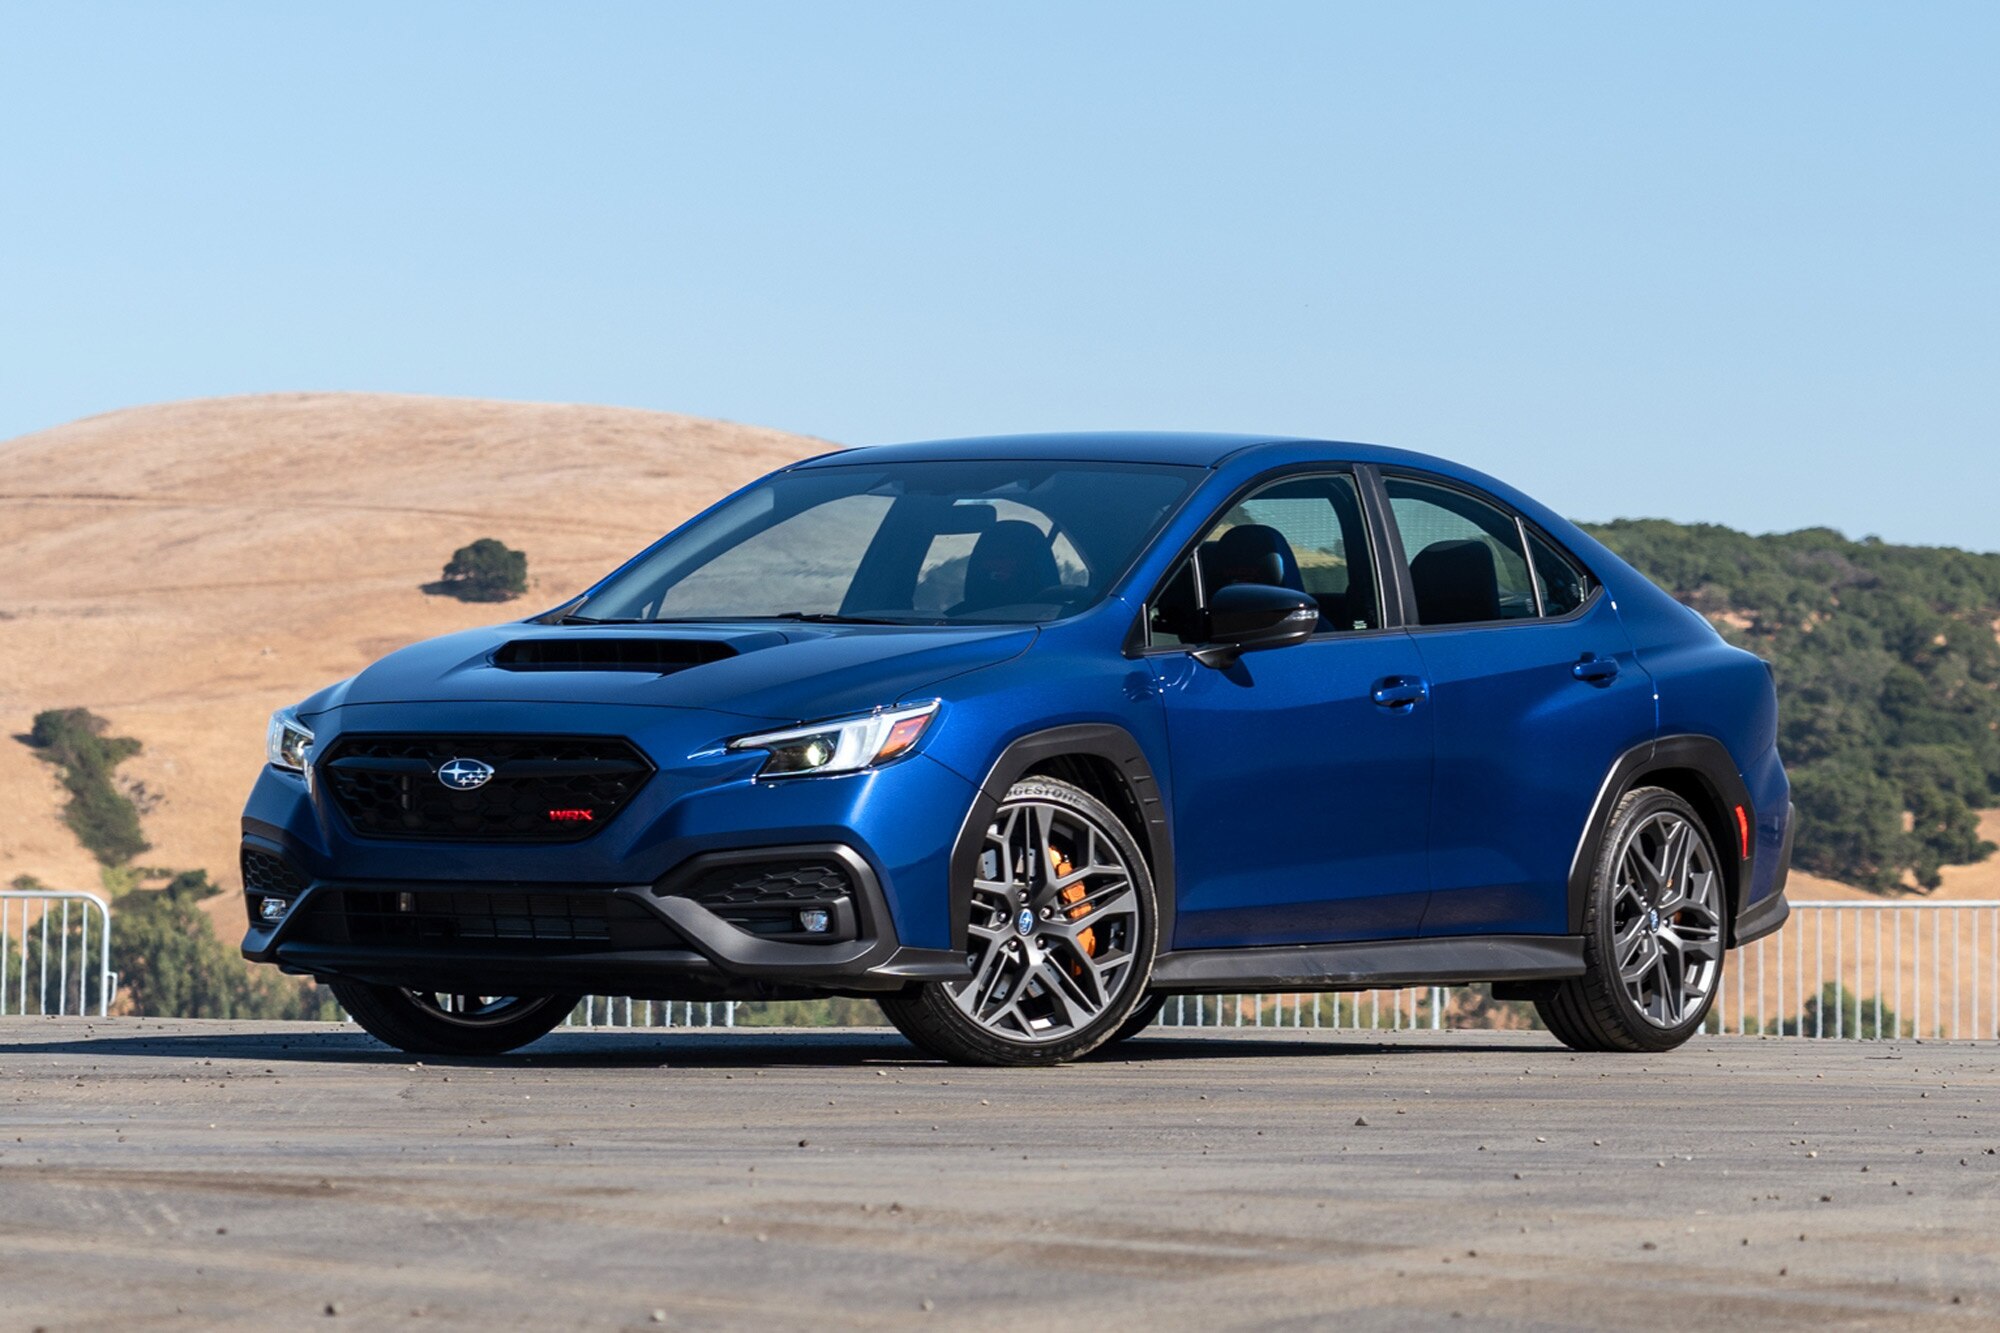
left=1050, top=846, right=1096, bottom=971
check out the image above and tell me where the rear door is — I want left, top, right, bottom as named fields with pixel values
left=1379, top=472, right=1656, bottom=937
left=1145, top=470, right=1435, bottom=949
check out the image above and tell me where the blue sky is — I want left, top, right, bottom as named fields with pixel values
left=3, top=3, right=1995, bottom=548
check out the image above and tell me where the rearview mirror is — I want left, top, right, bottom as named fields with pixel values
left=1192, top=584, right=1319, bottom=668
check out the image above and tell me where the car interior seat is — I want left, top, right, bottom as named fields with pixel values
left=1409, top=538, right=1501, bottom=625
left=950, top=520, right=1061, bottom=615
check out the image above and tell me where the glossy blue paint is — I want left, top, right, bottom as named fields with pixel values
left=1408, top=599, right=1657, bottom=937
left=243, top=431, right=1791, bottom=995
left=1148, top=634, right=1434, bottom=948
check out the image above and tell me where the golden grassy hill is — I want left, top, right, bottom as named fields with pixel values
left=0, top=393, right=828, bottom=929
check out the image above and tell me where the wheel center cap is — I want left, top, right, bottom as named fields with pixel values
left=1647, top=908, right=1662, bottom=933
left=1015, top=908, right=1036, bottom=937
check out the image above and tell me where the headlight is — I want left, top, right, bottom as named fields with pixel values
left=728, top=701, right=938, bottom=778
left=266, top=708, right=314, bottom=772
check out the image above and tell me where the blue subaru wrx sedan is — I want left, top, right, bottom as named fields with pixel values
left=241, top=434, right=1792, bottom=1065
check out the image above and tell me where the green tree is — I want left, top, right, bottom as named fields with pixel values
left=433, top=537, right=529, bottom=602
left=27, top=707, right=149, bottom=866
left=1782, top=981, right=1901, bottom=1039
left=111, top=869, right=338, bottom=1020
left=1586, top=520, right=2000, bottom=892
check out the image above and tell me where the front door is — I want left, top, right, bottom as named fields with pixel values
left=1143, top=471, right=1435, bottom=950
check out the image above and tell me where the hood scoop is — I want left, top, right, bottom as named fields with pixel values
left=491, top=637, right=738, bottom=675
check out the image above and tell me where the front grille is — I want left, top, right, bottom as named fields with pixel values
left=676, top=858, right=857, bottom=939
left=242, top=846, right=307, bottom=897
left=295, top=888, right=682, bottom=952
left=320, top=735, right=652, bottom=842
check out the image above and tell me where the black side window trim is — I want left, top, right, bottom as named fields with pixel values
left=1376, top=468, right=1604, bottom=631
left=1131, top=464, right=1394, bottom=653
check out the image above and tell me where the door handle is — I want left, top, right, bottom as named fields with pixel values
left=1371, top=676, right=1428, bottom=710
left=1571, top=653, right=1620, bottom=684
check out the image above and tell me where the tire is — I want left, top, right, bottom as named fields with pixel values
left=331, top=980, right=579, bottom=1056
left=1103, top=993, right=1167, bottom=1046
left=1537, top=786, right=1727, bottom=1053
left=880, top=777, right=1159, bottom=1066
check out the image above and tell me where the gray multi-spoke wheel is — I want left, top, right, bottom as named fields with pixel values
left=880, top=777, right=1158, bottom=1066
left=406, top=992, right=548, bottom=1027
left=1610, top=809, right=1724, bottom=1027
left=330, top=979, right=578, bottom=1056
left=1537, top=787, right=1726, bottom=1053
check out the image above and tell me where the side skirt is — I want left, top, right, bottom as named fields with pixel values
left=1150, top=934, right=1585, bottom=995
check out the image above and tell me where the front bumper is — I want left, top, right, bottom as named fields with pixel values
left=242, top=837, right=967, bottom=997
left=239, top=700, right=981, bottom=996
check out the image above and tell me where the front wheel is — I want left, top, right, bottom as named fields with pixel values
left=880, top=777, right=1158, bottom=1066
left=1537, top=786, right=1727, bottom=1052
left=330, top=980, right=579, bottom=1056
left=1103, top=992, right=1167, bottom=1046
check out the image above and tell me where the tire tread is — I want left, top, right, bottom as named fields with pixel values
left=878, top=777, right=1157, bottom=1067
left=1536, top=786, right=1720, bottom=1054
left=331, top=980, right=577, bottom=1056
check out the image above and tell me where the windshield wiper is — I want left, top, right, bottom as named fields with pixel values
left=751, top=611, right=916, bottom=625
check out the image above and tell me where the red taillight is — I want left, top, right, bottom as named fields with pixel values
left=547, top=808, right=594, bottom=823
left=1733, top=804, right=1751, bottom=859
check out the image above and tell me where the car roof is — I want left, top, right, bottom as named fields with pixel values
left=791, top=432, right=1448, bottom=470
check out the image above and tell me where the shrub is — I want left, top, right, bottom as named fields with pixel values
left=430, top=537, right=528, bottom=602
left=111, top=868, right=340, bottom=1020
left=27, top=707, right=149, bottom=866
left=1781, top=981, right=1902, bottom=1039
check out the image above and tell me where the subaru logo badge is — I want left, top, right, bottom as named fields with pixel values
left=438, top=757, right=495, bottom=790
left=1015, top=908, right=1035, bottom=936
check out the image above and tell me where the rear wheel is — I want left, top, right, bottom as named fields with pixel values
left=331, top=980, right=578, bottom=1056
left=1537, top=787, right=1726, bottom=1052
left=880, top=777, right=1158, bottom=1066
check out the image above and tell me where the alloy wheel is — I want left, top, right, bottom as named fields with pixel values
left=404, top=992, right=555, bottom=1028
left=1611, top=810, right=1724, bottom=1027
left=951, top=796, right=1142, bottom=1043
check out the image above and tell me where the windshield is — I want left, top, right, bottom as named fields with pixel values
left=573, top=459, right=1200, bottom=625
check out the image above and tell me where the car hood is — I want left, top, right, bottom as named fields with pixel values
left=307, top=621, right=1038, bottom=724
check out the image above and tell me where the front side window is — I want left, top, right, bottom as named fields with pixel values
left=1148, top=473, right=1381, bottom=647
left=1385, top=477, right=1539, bottom=626
left=575, top=460, right=1198, bottom=625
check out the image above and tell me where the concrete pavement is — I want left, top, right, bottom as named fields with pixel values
left=0, top=1021, right=1995, bottom=1330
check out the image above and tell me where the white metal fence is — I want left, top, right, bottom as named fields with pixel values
left=1710, top=899, right=1998, bottom=1040
left=564, top=997, right=736, bottom=1028
left=0, top=890, right=113, bottom=1017
left=7, top=891, right=1969, bottom=1040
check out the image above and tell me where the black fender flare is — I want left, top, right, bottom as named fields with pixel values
left=1566, top=734, right=1755, bottom=939
left=945, top=724, right=1175, bottom=955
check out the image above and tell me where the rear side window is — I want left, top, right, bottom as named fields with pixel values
left=1385, top=478, right=1537, bottom=626
left=1528, top=529, right=1596, bottom=616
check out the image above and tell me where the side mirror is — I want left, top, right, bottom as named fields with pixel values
left=1192, top=584, right=1319, bottom=668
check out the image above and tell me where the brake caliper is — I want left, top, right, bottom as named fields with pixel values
left=1050, top=845, right=1096, bottom=967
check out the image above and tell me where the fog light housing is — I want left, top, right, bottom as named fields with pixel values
left=798, top=909, right=831, bottom=934
left=258, top=896, right=291, bottom=924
